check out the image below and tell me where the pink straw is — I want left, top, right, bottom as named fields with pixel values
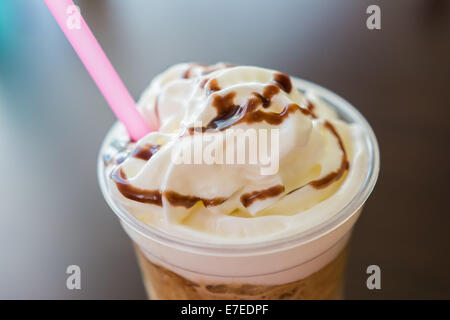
left=44, top=0, right=153, bottom=141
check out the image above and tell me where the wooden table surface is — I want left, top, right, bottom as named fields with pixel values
left=0, top=0, right=448, bottom=299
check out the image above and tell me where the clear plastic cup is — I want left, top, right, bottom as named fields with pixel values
left=98, top=76, right=379, bottom=300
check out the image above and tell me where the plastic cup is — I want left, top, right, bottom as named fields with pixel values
left=97, top=76, right=380, bottom=300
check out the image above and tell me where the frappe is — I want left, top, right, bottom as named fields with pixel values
left=98, top=63, right=379, bottom=299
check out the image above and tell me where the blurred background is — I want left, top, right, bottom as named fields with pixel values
left=0, top=0, right=449, bottom=299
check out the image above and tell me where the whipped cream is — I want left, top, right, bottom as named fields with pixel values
left=105, top=63, right=369, bottom=244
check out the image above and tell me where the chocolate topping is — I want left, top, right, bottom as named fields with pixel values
left=206, top=79, right=222, bottom=95
left=206, top=92, right=240, bottom=130
left=306, top=100, right=315, bottom=112
left=112, top=168, right=227, bottom=209
left=273, top=72, right=292, bottom=93
left=163, top=191, right=226, bottom=209
left=306, top=100, right=317, bottom=118
left=309, top=121, right=349, bottom=189
left=196, top=84, right=311, bottom=132
left=181, top=63, right=206, bottom=79
left=287, top=120, right=349, bottom=194
left=263, top=84, right=281, bottom=99
left=181, top=68, right=192, bottom=79
left=113, top=66, right=350, bottom=212
left=131, top=144, right=160, bottom=161
left=253, top=85, right=280, bottom=108
left=112, top=168, right=163, bottom=206
left=242, top=103, right=302, bottom=126
left=199, top=78, right=209, bottom=89
left=240, top=185, right=285, bottom=208
left=252, top=93, right=271, bottom=108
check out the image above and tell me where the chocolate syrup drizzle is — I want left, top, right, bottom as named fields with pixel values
left=112, top=168, right=226, bottom=209
left=195, top=81, right=315, bottom=133
left=206, top=78, right=221, bottom=95
left=309, top=121, right=349, bottom=189
left=181, top=63, right=205, bottom=79
left=112, top=168, right=163, bottom=206
left=286, top=118, right=349, bottom=194
left=199, top=78, right=209, bottom=89
left=240, top=185, right=285, bottom=208
left=163, top=191, right=226, bottom=209
left=131, top=144, right=160, bottom=161
left=112, top=71, right=349, bottom=210
left=273, top=72, right=292, bottom=93
left=306, top=100, right=316, bottom=115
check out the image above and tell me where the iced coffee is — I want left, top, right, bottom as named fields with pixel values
left=98, top=63, right=379, bottom=299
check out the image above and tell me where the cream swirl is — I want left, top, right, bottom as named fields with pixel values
left=106, top=63, right=367, bottom=242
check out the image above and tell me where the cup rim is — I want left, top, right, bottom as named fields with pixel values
left=97, top=76, right=380, bottom=255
